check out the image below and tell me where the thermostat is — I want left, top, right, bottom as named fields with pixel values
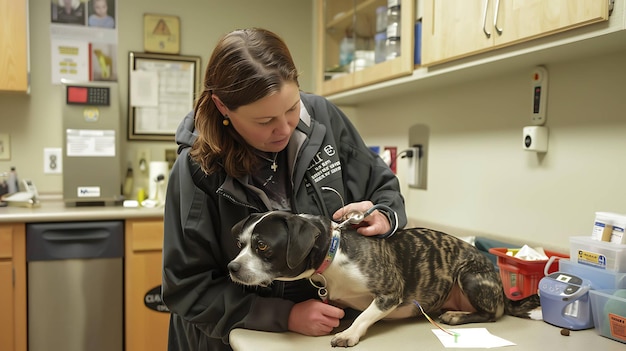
left=531, top=66, right=548, bottom=126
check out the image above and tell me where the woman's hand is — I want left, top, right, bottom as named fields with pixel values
left=332, top=201, right=391, bottom=237
left=288, top=299, right=345, bottom=336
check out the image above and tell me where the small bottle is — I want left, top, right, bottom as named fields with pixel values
left=339, top=31, right=355, bottom=68
left=123, top=166, right=134, bottom=199
left=386, top=0, right=401, bottom=59
left=7, top=167, right=18, bottom=194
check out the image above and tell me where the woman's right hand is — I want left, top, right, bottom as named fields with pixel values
left=288, top=299, right=345, bottom=336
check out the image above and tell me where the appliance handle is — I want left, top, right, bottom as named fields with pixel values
left=43, top=231, right=110, bottom=242
left=544, top=255, right=560, bottom=276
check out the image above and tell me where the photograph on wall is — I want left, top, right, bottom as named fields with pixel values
left=91, top=43, right=117, bottom=81
left=50, top=0, right=118, bottom=84
left=51, top=0, right=86, bottom=26
left=88, top=0, right=116, bottom=29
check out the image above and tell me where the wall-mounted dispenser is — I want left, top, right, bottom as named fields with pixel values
left=408, top=124, right=429, bottom=189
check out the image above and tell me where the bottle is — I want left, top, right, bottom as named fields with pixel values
left=7, top=167, right=18, bottom=194
left=123, top=166, right=134, bottom=199
left=386, top=0, right=402, bottom=59
left=339, top=31, right=355, bottom=69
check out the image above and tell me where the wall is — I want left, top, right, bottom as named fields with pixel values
left=0, top=0, right=313, bottom=194
left=353, top=49, right=626, bottom=251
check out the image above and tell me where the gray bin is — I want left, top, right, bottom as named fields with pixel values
left=27, top=221, right=124, bottom=351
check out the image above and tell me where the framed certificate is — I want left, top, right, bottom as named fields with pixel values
left=143, top=14, right=181, bottom=54
left=128, top=52, right=201, bottom=141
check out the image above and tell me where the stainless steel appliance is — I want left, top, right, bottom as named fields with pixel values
left=62, top=81, right=122, bottom=206
left=26, top=221, right=124, bottom=351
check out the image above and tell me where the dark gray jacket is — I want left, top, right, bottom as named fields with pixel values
left=162, top=92, right=407, bottom=350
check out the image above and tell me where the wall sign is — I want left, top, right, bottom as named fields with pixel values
left=143, top=14, right=180, bottom=54
left=144, top=285, right=170, bottom=313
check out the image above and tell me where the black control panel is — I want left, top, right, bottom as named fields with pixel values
left=66, top=85, right=110, bottom=106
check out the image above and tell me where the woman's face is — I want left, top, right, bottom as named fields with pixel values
left=220, top=82, right=301, bottom=153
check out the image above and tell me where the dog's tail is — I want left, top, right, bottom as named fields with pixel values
left=504, top=294, right=541, bottom=319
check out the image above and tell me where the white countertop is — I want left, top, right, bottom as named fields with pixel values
left=0, top=196, right=163, bottom=223
left=230, top=315, right=624, bottom=351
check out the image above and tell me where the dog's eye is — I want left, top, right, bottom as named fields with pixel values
left=257, top=241, right=268, bottom=251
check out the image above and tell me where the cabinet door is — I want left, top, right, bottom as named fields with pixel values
left=0, top=0, right=29, bottom=92
left=125, top=219, right=169, bottom=351
left=316, top=0, right=415, bottom=96
left=422, top=0, right=494, bottom=65
left=494, top=0, right=609, bottom=46
left=0, top=261, right=15, bottom=350
left=0, top=223, right=26, bottom=351
left=422, top=0, right=609, bottom=66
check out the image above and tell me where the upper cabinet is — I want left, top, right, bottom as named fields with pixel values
left=0, top=0, right=29, bottom=93
left=421, top=0, right=610, bottom=66
left=315, top=0, right=416, bottom=96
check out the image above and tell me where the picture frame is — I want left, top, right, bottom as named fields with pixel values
left=127, top=52, right=201, bottom=141
left=143, top=14, right=181, bottom=54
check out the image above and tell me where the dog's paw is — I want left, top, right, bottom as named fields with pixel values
left=330, top=331, right=361, bottom=348
left=438, top=311, right=471, bottom=325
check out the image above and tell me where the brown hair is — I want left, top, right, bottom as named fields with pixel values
left=190, top=28, right=300, bottom=177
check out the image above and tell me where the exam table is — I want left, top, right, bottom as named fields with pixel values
left=230, top=315, right=623, bottom=351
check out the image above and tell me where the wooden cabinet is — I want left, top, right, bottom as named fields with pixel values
left=421, top=0, right=610, bottom=66
left=316, top=0, right=415, bottom=96
left=0, top=0, right=29, bottom=92
left=0, top=223, right=26, bottom=351
left=125, top=219, right=169, bottom=351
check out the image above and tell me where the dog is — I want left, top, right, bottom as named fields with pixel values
left=227, top=211, right=539, bottom=347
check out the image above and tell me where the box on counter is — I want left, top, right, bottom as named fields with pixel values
left=589, top=289, right=626, bottom=344
left=570, top=236, right=626, bottom=272
left=559, top=260, right=626, bottom=289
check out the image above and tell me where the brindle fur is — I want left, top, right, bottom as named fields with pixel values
left=228, top=212, right=539, bottom=347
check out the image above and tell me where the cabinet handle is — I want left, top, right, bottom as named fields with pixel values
left=482, top=0, right=491, bottom=38
left=493, top=0, right=503, bottom=35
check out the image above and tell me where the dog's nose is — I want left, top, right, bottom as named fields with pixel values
left=228, top=261, right=241, bottom=273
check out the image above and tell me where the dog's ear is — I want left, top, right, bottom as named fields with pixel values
left=285, top=216, right=321, bottom=269
left=231, top=213, right=263, bottom=237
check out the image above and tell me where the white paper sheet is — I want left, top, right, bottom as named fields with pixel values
left=130, top=70, right=159, bottom=107
left=432, top=328, right=516, bottom=348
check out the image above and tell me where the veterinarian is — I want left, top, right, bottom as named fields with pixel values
left=162, top=28, right=407, bottom=351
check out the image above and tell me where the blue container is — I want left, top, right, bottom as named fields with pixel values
left=414, top=21, right=422, bottom=65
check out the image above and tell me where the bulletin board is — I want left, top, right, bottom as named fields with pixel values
left=127, top=52, right=201, bottom=141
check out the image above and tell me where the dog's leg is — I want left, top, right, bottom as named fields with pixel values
left=331, top=298, right=398, bottom=347
left=439, top=271, right=505, bottom=325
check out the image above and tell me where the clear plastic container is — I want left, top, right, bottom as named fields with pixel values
left=339, top=35, right=355, bottom=67
left=374, top=32, right=387, bottom=63
left=386, top=37, right=401, bottom=60
left=376, top=6, right=387, bottom=33
left=386, top=5, right=401, bottom=39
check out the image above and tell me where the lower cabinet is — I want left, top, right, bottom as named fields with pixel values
left=125, top=218, right=169, bottom=351
left=0, top=223, right=26, bottom=351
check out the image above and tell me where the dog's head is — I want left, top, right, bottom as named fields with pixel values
left=227, top=211, right=330, bottom=287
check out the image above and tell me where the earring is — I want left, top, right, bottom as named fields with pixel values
left=222, top=117, right=230, bottom=126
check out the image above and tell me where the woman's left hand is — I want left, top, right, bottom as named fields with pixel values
left=332, top=201, right=391, bottom=237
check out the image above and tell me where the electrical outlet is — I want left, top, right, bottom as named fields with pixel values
left=406, top=146, right=421, bottom=187
left=44, top=148, right=63, bottom=174
left=0, top=133, right=10, bottom=160
left=383, top=146, right=398, bottom=173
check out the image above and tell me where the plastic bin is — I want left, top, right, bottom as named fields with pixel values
left=489, top=248, right=569, bottom=300
left=559, top=260, right=626, bottom=289
left=570, top=236, right=626, bottom=272
left=589, top=289, right=626, bottom=344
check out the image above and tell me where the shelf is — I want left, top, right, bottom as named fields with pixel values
left=326, top=0, right=382, bottom=32
left=325, top=6, right=626, bottom=106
